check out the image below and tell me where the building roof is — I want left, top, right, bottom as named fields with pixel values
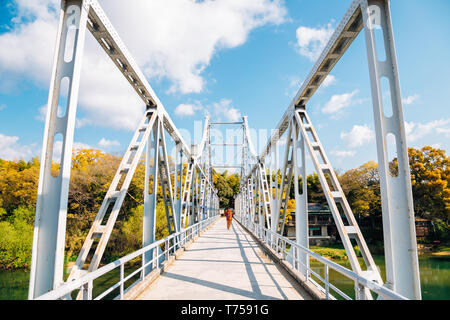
left=290, top=203, right=331, bottom=216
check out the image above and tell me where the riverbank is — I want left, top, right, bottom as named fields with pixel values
left=309, top=244, right=450, bottom=262
left=430, top=246, right=450, bottom=257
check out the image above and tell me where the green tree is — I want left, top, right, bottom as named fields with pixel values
left=392, top=147, right=450, bottom=240
left=339, top=161, right=382, bottom=231
left=213, top=170, right=240, bottom=209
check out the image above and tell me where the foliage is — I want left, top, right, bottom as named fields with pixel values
left=339, top=147, right=450, bottom=243
left=0, top=145, right=448, bottom=270
left=310, top=245, right=362, bottom=260
left=405, top=147, right=449, bottom=222
left=339, top=161, right=382, bottom=237
left=0, top=208, right=34, bottom=269
left=212, top=170, right=240, bottom=209
left=310, top=246, right=347, bottom=260
left=0, top=149, right=175, bottom=269
left=391, top=147, right=450, bottom=240
left=112, top=201, right=169, bottom=259
left=0, top=157, right=40, bottom=215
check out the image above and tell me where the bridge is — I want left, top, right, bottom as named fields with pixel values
left=28, top=0, right=421, bottom=300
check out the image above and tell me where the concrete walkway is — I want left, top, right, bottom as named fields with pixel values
left=136, top=217, right=312, bottom=300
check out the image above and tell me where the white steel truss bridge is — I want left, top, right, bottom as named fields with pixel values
left=28, top=0, right=421, bottom=301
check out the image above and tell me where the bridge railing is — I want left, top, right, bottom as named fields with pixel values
left=235, top=215, right=407, bottom=300
left=33, top=214, right=220, bottom=300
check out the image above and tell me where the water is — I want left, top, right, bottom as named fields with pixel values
left=0, top=269, right=29, bottom=300
left=309, top=254, right=450, bottom=300
left=1, top=255, right=449, bottom=300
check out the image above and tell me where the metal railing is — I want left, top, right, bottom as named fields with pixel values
left=235, top=215, right=407, bottom=300
left=34, top=214, right=220, bottom=300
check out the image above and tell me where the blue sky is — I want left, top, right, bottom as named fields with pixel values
left=0, top=0, right=449, bottom=174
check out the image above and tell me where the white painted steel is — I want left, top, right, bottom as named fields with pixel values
left=294, top=109, right=383, bottom=300
left=29, top=0, right=89, bottom=299
left=235, top=215, right=407, bottom=300
left=361, top=0, right=421, bottom=299
left=292, top=118, right=309, bottom=276
left=235, top=0, right=420, bottom=300
left=29, top=0, right=220, bottom=300
left=33, top=216, right=219, bottom=300
left=29, top=0, right=419, bottom=301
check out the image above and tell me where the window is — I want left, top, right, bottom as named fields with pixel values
left=310, top=227, right=322, bottom=236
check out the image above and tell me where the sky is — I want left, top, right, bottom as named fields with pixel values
left=0, top=0, right=449, bottom=174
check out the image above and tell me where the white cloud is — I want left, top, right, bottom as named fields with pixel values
left=0, top=0, right=287, bottom=130
left=402, top=94, right=420, bottom=106
left=0, top=133, right=36, bottom=160
left=101, top=0, right=287, bottom=94
left=174, top=98, right=242, bottom=121
left=436, top=128, right=450, bottom=137
left=285, top=76, right=301, bottom=97
left=174, top=103, right=204, bottom=117
left=405, top=119, right=450, bottom=142
left=330, top=150, right=356, bottom=158
left=98, top=138, right=120, bottom=148
left=295, top=22, right=334, bottom=61
left=213, top=99, right=241, bottom=122
left=0, top=0, right=59, bottom=88
left=340, top=124, right=375, bottom=148
left=322, top=75, right=336, bottom=88
left=36, top=105, right=47, bottom=122
left=0, top=132, right=96, bottom=161
left=322, top=90, right=360, bottom=115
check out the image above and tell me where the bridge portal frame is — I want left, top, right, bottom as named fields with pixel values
left=29, top=0, right=219, bottom=299
left=235, top=0, right=420, bottom=300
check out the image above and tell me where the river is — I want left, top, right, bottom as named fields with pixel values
left=0, top=254, right=448, bottom=300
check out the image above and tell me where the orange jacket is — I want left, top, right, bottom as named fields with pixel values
left=225, top=210, right=233, bottom=221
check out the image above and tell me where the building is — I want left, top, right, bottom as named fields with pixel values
left=415, top=217, right=432, bottom=241
left=285, top=203, right=337, bottom=246
left=285, top=205, right=433, bottom=245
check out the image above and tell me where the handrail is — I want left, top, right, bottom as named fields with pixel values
left=235, top=215, right=407, bottom=300
left=35, top=215, right=220, bottom=300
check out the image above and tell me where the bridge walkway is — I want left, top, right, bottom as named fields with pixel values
left=135, top=217, right=313, bottom=300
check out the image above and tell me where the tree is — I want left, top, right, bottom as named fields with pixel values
left=339, top=161, right=382, bottom=230
left=391, top=147, right=450, bottom=240
left=404, top=147, right=449, bottom=223
left=212, top=170, right=240, bottom=209
left=307, top=173, right=327, bottom=204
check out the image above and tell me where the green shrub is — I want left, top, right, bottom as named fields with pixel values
left=353, top=245, right=362, bottom=257
left=433, top=219, right=450, bottom=242
left=0, top=218, right=33, bottom=269
left=311, top=247, right=347, bottom=260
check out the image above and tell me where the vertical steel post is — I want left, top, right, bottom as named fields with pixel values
left=292, top=115, right=309, bottom=276
left=361, top=0, right=421, bottom=299
left=120, top=264, right=124, bottom=299
left=143, top=119, right=160, bottom=275
left=175, top=143, right=183, bottom=235
left=29, top=0, right=89, bottom=299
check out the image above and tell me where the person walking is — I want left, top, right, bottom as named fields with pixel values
left=225, top=208, right=233, bottom=230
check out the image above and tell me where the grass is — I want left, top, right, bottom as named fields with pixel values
left=431, top=246, right=450, bottom=257
left=309, top=245, right=362, bottom=260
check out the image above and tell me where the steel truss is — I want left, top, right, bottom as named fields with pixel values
left=235, top=0, right=420, bottom=300
left=29, top=0, right=219, bottom=299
